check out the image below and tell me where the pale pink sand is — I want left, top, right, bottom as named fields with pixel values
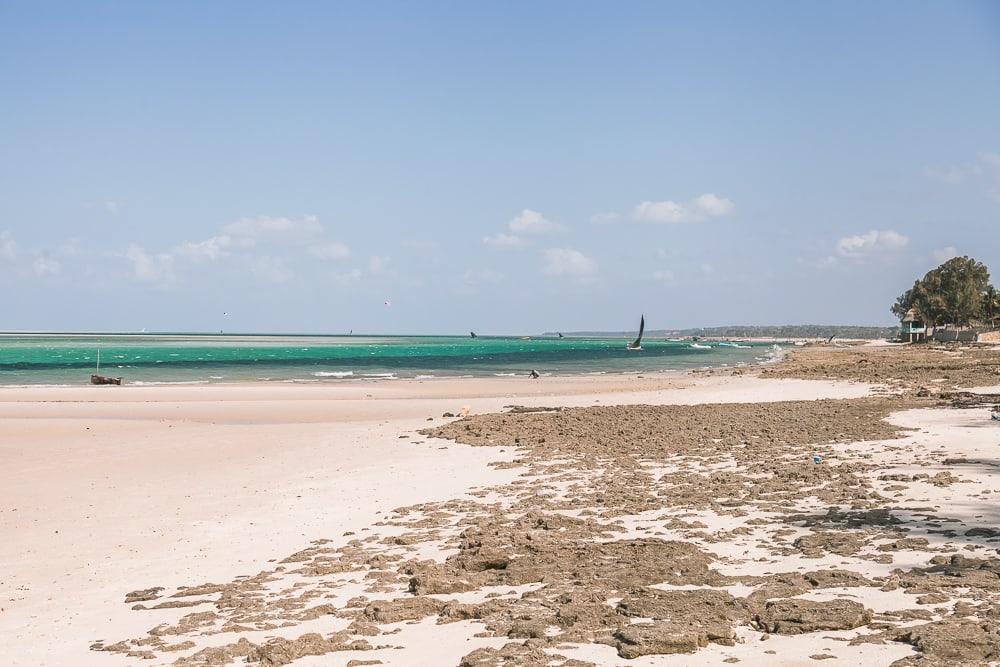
left=0, top=374, right=873, bottom=665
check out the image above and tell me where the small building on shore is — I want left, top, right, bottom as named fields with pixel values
left=900, top=309, right=927, bottom=343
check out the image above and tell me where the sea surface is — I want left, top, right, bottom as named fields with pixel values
left=0, top=334, right=781, bottom=386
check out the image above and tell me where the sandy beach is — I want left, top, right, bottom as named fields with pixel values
left=3, top=345, right=1000, bottom=665
left=5, top=2, right=998, bottom=663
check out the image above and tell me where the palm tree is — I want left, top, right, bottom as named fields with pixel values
left=985, top=284, right=1000, bottom=328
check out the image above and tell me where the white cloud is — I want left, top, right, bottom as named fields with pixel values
left=797, top=255, right=839, bottom=269
left=508, top=209, right=561, bottom=235
left=58, top=239, right=81, bottom=257
left=543, top=247, right=596, bottom=276
left=223, top=215, right=324, bottom=242
left=309, top=241, right=351, bottom=260
left=835, top=230, right=909, bottom=257
left=484, top=209, right=562, bottom=248
left=251, top=256, right=292, bottom=283
left=635, top=200, right=686, bottom=224
left=483, top=233, right=522, bottom=247
left=105, top=200, right=120, bottom=214
left=177, top=235, right=233, bottom=261
left=691, top=194, right=735, bottom=217
left=801, top=231, right=908, bottom=269
left=124, top=244, right=175, bottom=285
left=926, top=151, right=1000, bottom=202
left=924, top=164, right=970, bottom=185
left=634, top=193, right=735, bottom=224
left=590, top=211, right=620, bottom=224
left=652, top=269, right=674, bottom=281
left=0, top=232, right=16, bottom=261
left=981, top=151, right=1000, bottom=202
left=933, top=246, right=959, bottom=263
left=32, top=255, right=60, bottom=276
left=331, top=268, right=363, bottom=285
left=369, top=255, right=390, bottom=273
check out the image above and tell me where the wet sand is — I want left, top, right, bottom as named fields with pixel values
left=3, top=347, right=1000, bottom=665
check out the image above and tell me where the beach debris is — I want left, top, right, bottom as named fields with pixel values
left=992, top=406, right=1000, bottom=421
left=812, top=454, right=822, bottom=464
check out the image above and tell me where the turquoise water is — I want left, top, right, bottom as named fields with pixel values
left=0, top=334, right=780, bottom=385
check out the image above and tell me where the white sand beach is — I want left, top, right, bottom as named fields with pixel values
left=2, top=353, right=1000, bottom=666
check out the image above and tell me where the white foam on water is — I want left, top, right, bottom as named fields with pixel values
left=129, top=380, right=209, bottom=386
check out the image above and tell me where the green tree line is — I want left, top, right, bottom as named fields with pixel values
left=891, top=256, right=1000, bottom=328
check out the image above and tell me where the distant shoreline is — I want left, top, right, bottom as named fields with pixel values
left=0, top=324, right=898, bottom=339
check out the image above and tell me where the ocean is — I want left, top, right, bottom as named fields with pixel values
left=0, top=334, right=781, bottom=386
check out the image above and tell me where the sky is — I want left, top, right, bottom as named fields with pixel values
left=1, top=1, right=998, bottom=335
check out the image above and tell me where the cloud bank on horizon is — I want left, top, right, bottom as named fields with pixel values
left=0, top=2, right=997, bottom=334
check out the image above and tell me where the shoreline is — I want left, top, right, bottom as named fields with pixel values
left=0, top=367, right=724, bottom=396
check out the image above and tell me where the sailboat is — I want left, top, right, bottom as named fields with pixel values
left=626, top=315, right=644, bottom=351
left=90, top=348, right=123, bottom=385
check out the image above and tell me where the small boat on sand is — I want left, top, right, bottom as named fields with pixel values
left=690, top=343, right=712, bottom=350
left=90, top=349, right=123, bottom=385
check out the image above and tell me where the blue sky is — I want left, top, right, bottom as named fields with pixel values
left=1, top=1, right=998, bottom=334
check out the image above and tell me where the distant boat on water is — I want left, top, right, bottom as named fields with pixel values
left=626, top=315, right=644, bottom=350
left=690, top=343, right=712, bottom=350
